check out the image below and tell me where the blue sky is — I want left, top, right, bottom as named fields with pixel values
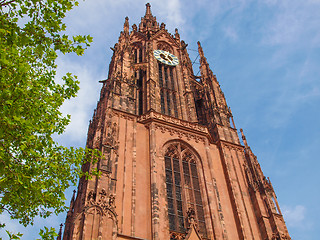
left=1, top=0, right=319, bottom=239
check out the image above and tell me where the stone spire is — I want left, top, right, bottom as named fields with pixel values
left=197, top=41, right=204, bottom=57
left=57, top=223, right=63, bottom=240
left=145, top=3, right=152, bottom=17
left=197, top=41, right=209, bottom=66
left=139, top=3, right=159, bottom=33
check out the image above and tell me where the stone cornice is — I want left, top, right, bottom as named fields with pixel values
left=219, top=140, right=244, bottom=151
left=137, top=110, right=212, bottom=141
left=110, top=108, right=137, bottom=121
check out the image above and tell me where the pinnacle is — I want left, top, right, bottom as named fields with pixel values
left=145, top=3, right=152, bottom=16
left=240, top=128, right=249, bottom=147
left=197, top=41, right=205, bottom=59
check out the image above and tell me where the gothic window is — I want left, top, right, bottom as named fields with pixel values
left=195, top=99, right=207, bottom=125
left=134, top=50, right=137, bottom=63
left=160, top=89, right=165, bottom=114
left=139, top=48, right=143, bottom=63
left=164, top=142, right=208, bottom=239
left=135, top=69, right=145, bottom=115
left=158, top=62, right=178, bottom=118
left=132, top=43, right=143, bottom=64
left=170, top=68, right=179, bottom=118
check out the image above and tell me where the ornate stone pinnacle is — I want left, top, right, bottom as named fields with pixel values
left=145, top=3, right=152, bottom=16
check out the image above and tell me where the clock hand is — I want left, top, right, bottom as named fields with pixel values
left=165, top=53, right=173, bottom=63
left=160, top=53, right=169, bottom=61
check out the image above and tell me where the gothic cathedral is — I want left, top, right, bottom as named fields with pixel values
left=61, top=4, right=291, bottom=240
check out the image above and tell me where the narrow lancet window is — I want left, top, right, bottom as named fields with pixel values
left=158, top=63, right=178, bottom=118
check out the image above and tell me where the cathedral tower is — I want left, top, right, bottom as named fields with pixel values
left=62, top=4, right=291, bottom=240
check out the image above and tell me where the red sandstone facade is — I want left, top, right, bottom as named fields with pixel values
left=61, top=4, right=291, bottom=240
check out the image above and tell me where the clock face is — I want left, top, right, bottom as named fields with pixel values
left=153, top=50, right=179, bottom=66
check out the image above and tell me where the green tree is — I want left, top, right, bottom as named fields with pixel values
left=0, top=0, right=97, bottom=238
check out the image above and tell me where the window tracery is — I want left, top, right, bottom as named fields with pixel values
left=158, top=63, right=178, bottom=118
left=164, top=142, right=208, bottom=239
left=132, top=43, right=144, bottom=63
left=157, top=41, right=172, bottom=53
left=133, top=69, right=145, bottom=115
left=156, top=41, right=179, bottom=118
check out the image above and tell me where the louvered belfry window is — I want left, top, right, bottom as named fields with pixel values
left=158, top=63, right=178, bottom=118
left=164, top=142, right=208, bottom=238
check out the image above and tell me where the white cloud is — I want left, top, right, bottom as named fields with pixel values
left=261, top=0, right=320, bottom=46
left=282, top=205, right=307, bottom=228
left=54, top=58, right=102, bottom=147
left=162, top=0, right=185, bottom=28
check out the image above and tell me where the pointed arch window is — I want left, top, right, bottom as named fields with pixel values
left=164, top=142, right=208, bottom=239
left=132, top=43, right=143, bottom=64
left=134, top=69, right=145, bottom=115
left=158, top=63, right=178, bottom=118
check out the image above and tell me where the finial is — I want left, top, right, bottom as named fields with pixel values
left=160, top=22, right=166, bottom=30
left=124, top=16, right=129, bottom=33
left=181, top=40, right=188, bottom=50
left=72, top=189, right=76, bottom=199
left=175, top=28, right=180, bottom=39
left=187, top=207, right=195, bottom=225
left=240, top=128, right=248, bottom=147
left=145, top=3, right=152, bottom=16
left=197, top=41, right=204, bottom=58
left=57, top=223, right=63, bottom=240
left=132, top=24, right=137, bottom=32
left=69, top=189, right=76, bottom=211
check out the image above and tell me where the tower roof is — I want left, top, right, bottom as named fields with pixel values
left=139, top=3, right=159, bottom=33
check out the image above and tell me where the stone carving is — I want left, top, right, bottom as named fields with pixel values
left=138, top=111, right=208, bottom=134
left=104, top=120, right=117, bottom=141
left=99, top=189, right=107, bottom=203
left=160, top=22, right=166, bottom=30
left=170, top=232, right=186, bottom=240
left=112, top=110, right=135, bottom=121
left=87, top=190, right=96, bottom=205
left=109, top=194, right=115, bottom=207
left=154, top=123, right=206, bottom=143
left=86, top=189, right=117, bottom=215
left=187, top=207, right=196, bottom=225
left=272, top=232, right=291, bottom=240
left=244, top=164, right=258, bottom=192
left=157, top=41, right=172, bottom=53
left=132, top=24, right=137, bottom=31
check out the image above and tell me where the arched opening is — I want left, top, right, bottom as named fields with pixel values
left=132, top=43, right=144, bottom=64
left=158, top=63, right=178, bottom=118
left=157, top=42, right=179, bottom=118
left=164, top=142, right=208, bottom=239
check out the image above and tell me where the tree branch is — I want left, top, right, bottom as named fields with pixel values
left=0, top=206, right=14, bottom=218
left=0, top=0, right=16, bottom=7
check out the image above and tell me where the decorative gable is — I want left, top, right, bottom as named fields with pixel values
left=185, top=224, right=202, bottom=240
